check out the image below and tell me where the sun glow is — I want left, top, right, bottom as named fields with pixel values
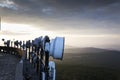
left=0, top=22, right=58, bottom=40
left=1, top=22, right=34, bottom=32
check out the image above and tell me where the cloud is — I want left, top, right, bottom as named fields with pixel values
left=0, top=30, right=30, bottom=35
left=0, top=0, right=120, bottom=35
left=0, top=0, right=120, bottom=50
left=0, top=0, right=18, bottom=10
left=1, top=0, right=120, bottom=17
left=42, top=7, right=54, bottom=15
left=1, top=0, right=120, bottom=12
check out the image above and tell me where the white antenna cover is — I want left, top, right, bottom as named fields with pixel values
left=42, top=72, right=45, bottom=80
left=49, top=61, right=55, bottom=69
left=49, top=61, right=56, bottom=80
left=49, top=37, right=65, bottom=60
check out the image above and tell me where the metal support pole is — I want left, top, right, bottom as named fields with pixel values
left=40, top=49, right=44, bottom=80
left=36, top=47, right=40, bottom=74
left=29, top=47, right=30, bottom=60
left=45, top=51, right=49, bottom=80
left=32, top=40, right=34, bottom=52
left=25, top=41, right=27, bottom=59
left=28, top=40, right=31, bottom=60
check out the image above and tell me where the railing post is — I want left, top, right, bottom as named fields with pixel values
left=36, top=46, right=40, bottom=74
left=40, top=49, right=44, bottom=80
left=32, top=40, right=34, bottom=53
left=45, top=51, right=49, bottom=80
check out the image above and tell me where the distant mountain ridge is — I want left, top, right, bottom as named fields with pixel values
left=65, top=47, right=120, bottom=54
left=63, top=47, right=120, bottom=69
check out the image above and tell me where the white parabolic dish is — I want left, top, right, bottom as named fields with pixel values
left=49, top=37, right=65, bottom=60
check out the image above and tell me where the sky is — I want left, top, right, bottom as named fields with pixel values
left=0, top=0, right=120, bottom=50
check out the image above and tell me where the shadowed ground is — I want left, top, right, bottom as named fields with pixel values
left=0, top=53, right=20, bottom=80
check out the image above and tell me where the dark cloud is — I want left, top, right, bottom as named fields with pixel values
left=0, top=0, right=120, bottom=50
left=1, top=0, right=120, bottom=17
left=0, top=0, right=120, bottom=34
left=11, top=0, right=120, bottom=9
left=2, top=0, right=118, bottom=15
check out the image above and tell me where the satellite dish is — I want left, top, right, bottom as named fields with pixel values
left=49, top=37, right=65, bottom=60
left=33, top=37, right=42, bottom=47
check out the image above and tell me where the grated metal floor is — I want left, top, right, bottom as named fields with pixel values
left=0, top=53, right=19, bottom=80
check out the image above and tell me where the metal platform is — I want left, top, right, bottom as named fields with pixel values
left=0, top=53, right=19, bottom=80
